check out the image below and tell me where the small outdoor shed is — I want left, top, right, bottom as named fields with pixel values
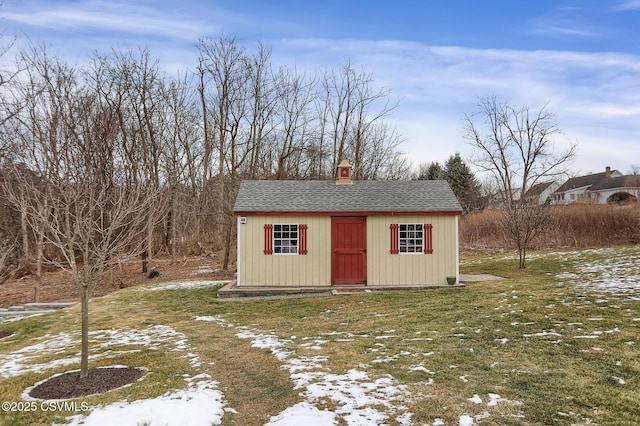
left=232, top=161, right=463, bottom=291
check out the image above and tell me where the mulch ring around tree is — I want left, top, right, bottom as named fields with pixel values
left=29, top=367, right=145, bottom=399
left=0, top=330, right=14, bottom=339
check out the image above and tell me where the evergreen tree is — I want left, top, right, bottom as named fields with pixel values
left=414, top=161, right=444, bottom=180
left=444, top=153, right=482, bottom=214
left=414, top=154, right=484, bottom=213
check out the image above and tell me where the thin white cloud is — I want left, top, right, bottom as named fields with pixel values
left=272, top=38, right=640, bottom=172
left=3, top=1, right=213, bottom=40
left=532, top=23, right=598, bottom=38
left=614, top=0, right=640, bottom=10
left=527, top=6, right=604, bottom=40
left=3, top=0, right=638, bottom=174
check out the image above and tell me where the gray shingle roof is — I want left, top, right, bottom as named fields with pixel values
left=524, top=181, right=554, bottom=197
left=556, top=170, right=621, bottom=192
left=590, top=175, right=640, bottom=191
left=234, top=180, right=463, bottom=213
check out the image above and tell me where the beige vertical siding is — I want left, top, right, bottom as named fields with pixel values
left=237, top=215, right=331, bottom=286
left=237, top=214, right=458, bottom=287
left=367, top=216, right=458, bottom=286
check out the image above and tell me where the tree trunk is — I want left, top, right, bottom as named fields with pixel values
left=20, top=206, right=30, bottom=271
left=33, top=278, right=40, bottom=303
left=222, top=215, right=233, bottom=270
left=143, top=210, right=155, bottom=273
left=34, top=240, right=43, bottom=303
left=80, top=283, right=90, bottom=379
left=170, top=191, right=177, bottom=264
left=141, top=252, right=148, bottom=274
left=518, top=248, right=527, bottom=269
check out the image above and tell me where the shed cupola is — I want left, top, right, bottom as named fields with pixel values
left=336, top=159, right=353, bottom=185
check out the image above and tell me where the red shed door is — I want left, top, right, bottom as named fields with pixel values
left=331, top=217, right=367, bottom=285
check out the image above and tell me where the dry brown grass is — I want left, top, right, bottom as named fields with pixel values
left=460, top=203, right=640, bottom=253
left=179, top=321, right=300, bottom=426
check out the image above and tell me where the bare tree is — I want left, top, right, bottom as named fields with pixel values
left=196, top=36, right=252, bottom=269
left=463, top=95, right=576, bottom=268
left=245, top=42, right=277, bottom=178
left=318, top=60, right=402, bottom=179
left=0, top=165, right=20, bottom=280
left=353, top=120, right=408, bottom=180
left=0, top=236, right=16, bottom=283
left=2, top=47, right=161, bottom=378
left=160, top=73, right=202, bottom=263
left=88, top=48, right=168, bottom=273
left=272, top=66, right=316, bottom=179
left=0, top=20, right=21, bottom=128
left=2, top=44, right=75, bottom=297
left=5, top=166, right=158, bottom=378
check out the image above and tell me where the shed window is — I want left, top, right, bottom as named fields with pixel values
left=390, top=223, right=433, bottom=254
left=264, top=223, right=308, bottom=255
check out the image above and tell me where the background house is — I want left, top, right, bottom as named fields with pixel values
left=553, top=167, right=623, bottom=205
left=588, top=175, right=640, bottom=203
left=229, top=161, right=462, bottom=295
left=524, top=181, right=560, bottom=205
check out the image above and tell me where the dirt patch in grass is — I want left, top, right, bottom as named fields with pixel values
left=0, top=255, right=235, bottom=308
left=0, top=329, right=14, bottom=339
left=29, top=367, right=145, bottom=399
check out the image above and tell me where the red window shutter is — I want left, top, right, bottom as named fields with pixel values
left=390, top=224, right=399, bottom=254
left=299, top=224, right=308, bottom=255
left=424, top=223, right=433, bottom=254
left=264, top=224, right=273, bottom=254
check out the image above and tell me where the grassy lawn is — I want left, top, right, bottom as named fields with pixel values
left=1, top=247, right=639, bottom=425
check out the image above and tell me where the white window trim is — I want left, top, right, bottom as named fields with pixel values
left=399, top=223, right=424, bottom=255
left=273, top=223, right=299, bottom=255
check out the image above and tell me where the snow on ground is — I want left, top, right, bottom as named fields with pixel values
left=466, top=246, right=640, bottom=300
left=198, top=315, right=414, bottom=426
left=266, top=401, right=337, bottom=425
left=0, top=325, right=226, bottom=426
left=146, top=280, right=228, bottom=291
left=190, top=266, right=218, bottom=276
left=57, top=374, right=224, bottom=426
left=469, top=393, right=522, bottom=408
left=554, top=247, right=640, bottom=299
left=1, top=325, right=202, bottom=378
left=1, top=332, right=77, bottom=378
left=1, top=248, right=637, bottom=425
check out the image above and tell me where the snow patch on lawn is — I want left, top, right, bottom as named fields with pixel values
left=200, top=316, right=415, bottom=426
left=190, top=266, right=216, bottom=275
left=58, top=374, right=224, bottom=426
left=555, top=247, right=640, bottom=299
left=265, top=402, right=337, bottom=425
left=0, top=332, right=76, bottom=378
left=147, top=280, right=228, bottom=291
left=1, top=326, right=227, bottom=426
left=0, top=325, right=204, bottom=378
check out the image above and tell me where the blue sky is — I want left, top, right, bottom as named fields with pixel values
left=2, top=0, right=639, bottom=177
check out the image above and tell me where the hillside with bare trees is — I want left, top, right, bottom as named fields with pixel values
left=0, top=36, right=410, bottom=284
